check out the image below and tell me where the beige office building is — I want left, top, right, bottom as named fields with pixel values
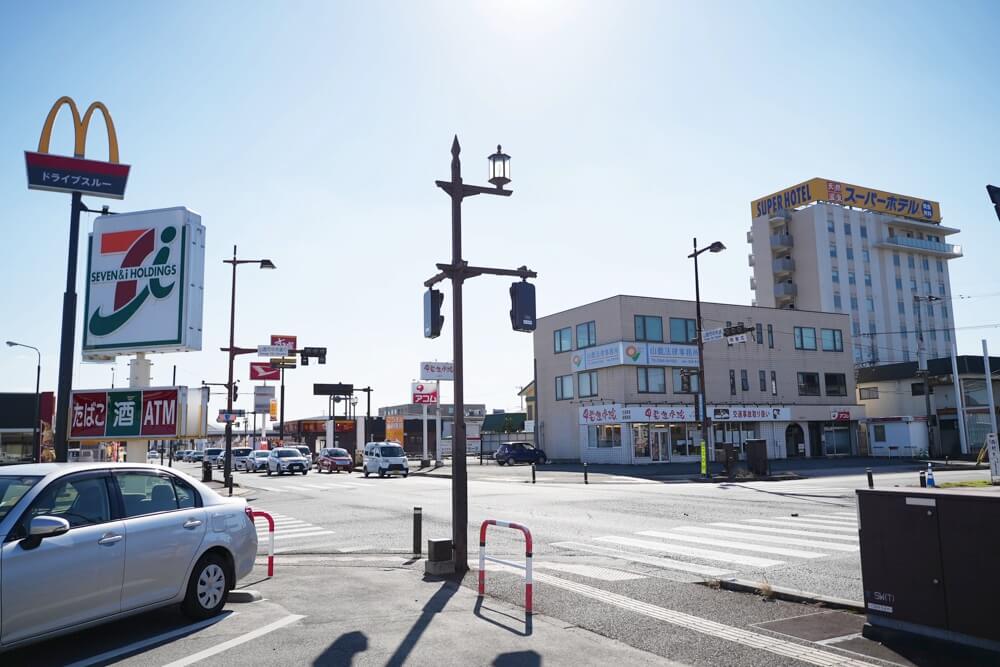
left=748, top=178, right=961, bottom=365
left=534, top=295, right=864, bottom=464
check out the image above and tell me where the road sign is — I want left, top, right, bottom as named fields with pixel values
left=702, top=328, right=724, bottom=343
left=987, top=432, right=1000, bottom=484
left=269, top=357, right=296, bottom=370
left=420, top=361, right=454, bottom=381
left=250, top=362, right=281, bottom=381
left=270, top=334, right=297, bottom=350
left=411, top=382, right=439, bottom=405
left=314, top=383, right=353, bottom=396
left=217, top=408, right=246, bottom=424
left=254, top=386, right=276, bottom=412
left=258, top=344, right=290, bottom=357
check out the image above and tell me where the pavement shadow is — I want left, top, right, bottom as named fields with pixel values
left=313, top=631, right=368, bottom=666
left=494, top=650, right=541, bottom=666
left=383, top=579, right=460, bottom=667
left=474, top=596, right=533, bottom=637
left=718, top=483, right=854, bottom=506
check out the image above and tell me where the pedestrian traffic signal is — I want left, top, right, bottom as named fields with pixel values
left=424, top=288, right=445, bottom=339
left=509, top=280, right=536, bottom=332
left=988, top=185, right=1000, bottom=223
left=231, top=383, right=239, bottom=401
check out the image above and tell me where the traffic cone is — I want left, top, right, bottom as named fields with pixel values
left=927, top=462, right=936, bottom=488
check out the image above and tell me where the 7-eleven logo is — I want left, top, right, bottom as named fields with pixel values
left=88, top=226, right=178, bottom=336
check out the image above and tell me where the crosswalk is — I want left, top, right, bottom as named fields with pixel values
left=247, top=477, right=366, bottom=494
left=252, top=511, right=335, bottom=553
left=552, top=511, right=859, bottom=583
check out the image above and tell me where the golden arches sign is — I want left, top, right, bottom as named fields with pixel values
left=25, top=96, right=130, bottom=199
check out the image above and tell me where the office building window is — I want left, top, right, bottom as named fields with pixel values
left=895, top=278, right=903, bottom=290
left=936, top=260, right=944, bottom=272
left=759, top=370, right=767, bottom=392
left=859, top=387, right=879, bottom=400
left=740, top=369, right=749, bottom=391
left=866, top=297, right=875, bottom=312
left=833, top=293, right=842, bottom=310
left=923, top=280, right=931, bottom=294
left=829, top=244, right=837, bottom=258
left=907, top=255, right=915, bottom=269
left=945, top=329, right=951, bottom=342
left=832, top=269, right=840, bottom=284
left=637, top=367, right=666, bottom=393
left=941, top=305, right=948, bottom=319
left=860, top=225, right=868, bottom=239
left=910, top=278, right=917, bottom=291
left=850, top=296, right=859, bottom=311
left=576, top=321, right=597, bottom=349
left=554, top=328, right=572, bottom=353
left=669, top=318, right=696, bottom=343
left=922, top=258, right=930, bottom=271
left=824, top=373, right=848, bottom=396
left=578, top=371, right=598, bottom=398
left=862, top=249, right=870, bottom=262
left=821, top=328, right=843, bottom=352
left=797, top=372, right=821, bottom=396
left=555, top=375, right=573, bottom=400
left=893, top=253, right=900, bottom=267
left=767, top=324, right=774, bottom=348
left=672, top=369, right=699, bottom=393
left=729, top=370, right=737, bottom=396
left=635, top=315, right=663, bottom=342
left=756, top=322, right=763, bottom=345
left=848, top=271, right=856, bottom=285
left=864, top=273, right=872, bottom=287
left=770, top=370, right=777, bottom=395
left=794, top=326, right=817, bottom=350
left=843, top=222, right=851, bottom=235
left=898, top=301, right=906, bottom=315
left=938, top=282, right=946, bottom=296
left=852, top=321, right=861, bottom=336
left=927, top=303, right=934, bottom=317
left=846, top=246, right=854, bottom=260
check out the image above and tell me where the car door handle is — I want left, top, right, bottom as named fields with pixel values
left=183, top=519, right=203, bottom=529
left=98, top=533, right=123, bottom=546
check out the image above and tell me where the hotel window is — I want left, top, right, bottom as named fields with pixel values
left=637, top=367, right=666, bottom=393
left=846, top=246, right=854, bottom=260
left=740, top=369, right=749, bottom=391
left=864, top=273, right=872, bottom=287
left=578, top=371, right=598, bottom=398
left=575, top=321, right=597, bottom=349
left=672, top=368, right=699, bottom=393
left=770, top=370, right=778, bottom=395
left=797, top=372, right=821, bottom=396
left=756, top=322, right=763, bottom=345
left=907, top=255, right=915, bottom=269
left=850, top=296, right=859, bottom=311
left=941, top=305, right=948, bottom=319
left=893, top=254, right=901, bottom=267
left=895, top=278, right=903, bottom=290
left=923, top=280, right=931, bottom=294
left=555, top=375, right=573, bottom=400
left=767, top=324, right=774, bottom=348
left=859, top=387, right=879, bottom=400
left=821, top=328, right=843, bottom=352
left=794, top=326, right=817, bottom=350
left=824, top=373, right=848, bottom=397
left=635, top=315, right=663, bottom=342
left=938, top=282, right=946, bottom=296
left=829, top=244, right=837, bottom=258
left=862, top=249, right=870, bottom=262
left=554, top=327, right=572, bottom=353
left=898, top=301, right=906, bottom=315
left=860, top=225, right=868, bottom=239
left=729, top=370, right=737, bottom=396
left=759, top=370, right=767, bottom=392
left=866, top=297, right=875, bottom=312
left=927, top=303, right=934, bottom=317
left=843, top=222, right=852, bottom=235
left=833, top=293, right=842, bottom=310
left=832, top=269, right=840, bottom=284
left=922, top=258, right=930, bottom=271
left=669, top=318, right=696, bottom=344
left=827, top=220, right=835, bottom=233
left=848, top=271, right=856, bottom=285
left=910, top=279, right=917, bottom=291
left=937, top=260, right=944, bottom=272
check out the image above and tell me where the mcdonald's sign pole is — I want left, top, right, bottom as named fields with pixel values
left=25, top=97, right=131, bottom=461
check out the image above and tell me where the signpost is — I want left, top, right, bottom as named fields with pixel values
left=986, top=432, right=1000, bottom=485
left=257, top=345, right=290, bottom=357
left=270, top=335, right=297, bottom=440
left=420, top=362, right=455, bottom=381
left=701, top=328, right=724, bottom=343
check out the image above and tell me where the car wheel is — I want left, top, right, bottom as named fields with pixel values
left=181, top=552, right=230, bottom=620
left=403, top=472, right=409, bottom=478
left=302, top=470, right=308, bottom=475
left=497, top=459, right=505, bottom=466
left=538, top=455, right=547, bottom=465
left=278, top=469, right=284, bottom=476
left=364, top=469, right=370, bottom=478
left=266, top=468, right=272, bottom=476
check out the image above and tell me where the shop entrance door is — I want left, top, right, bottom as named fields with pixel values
left=650, top=428, right=669, bottom=462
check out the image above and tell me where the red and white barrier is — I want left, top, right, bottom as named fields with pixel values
left=251, top=510, right=275, bottom=577
left=478, top=519, right=533, bottom=614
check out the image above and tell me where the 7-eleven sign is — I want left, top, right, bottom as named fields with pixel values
left=250, top=362, right=281, bottom=381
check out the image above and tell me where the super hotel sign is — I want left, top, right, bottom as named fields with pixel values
left=25, top=96, right=130, bottom=199
left=751, top=178, right=941, bottom=224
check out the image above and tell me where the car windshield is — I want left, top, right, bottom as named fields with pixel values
left=380, top=446, right=405, bottom=457
left=254, top=451, right=270, bottom=458
left=332, top=449, right=349, bottom=457
left=233, top=449, right=252, bottom=456
left=277, top=450, right=300, bottom=457
left=205, top=449, right=222, bottom=456
left=0, top=476, right=41, bottom=522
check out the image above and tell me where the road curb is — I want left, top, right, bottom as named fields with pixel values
left=713, top=578, right=865, bottom=612
left=228, top=589, right=263, bottom=603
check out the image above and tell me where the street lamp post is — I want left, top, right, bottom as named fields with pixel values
left=424, top=138, right=535, bottom=573
left=223, top=246, right=276, bottom=494
left=6, top=341, right=41, bottom=463
left=914, top=294, right=942, bottom=456
left=687, top=239, right=726, bottom=479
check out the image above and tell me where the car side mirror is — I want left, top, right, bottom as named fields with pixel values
left=30, top=515, right=70, bottom=538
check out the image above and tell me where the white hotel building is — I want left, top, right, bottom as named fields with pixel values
left=748, top=179, right=962, bottom=366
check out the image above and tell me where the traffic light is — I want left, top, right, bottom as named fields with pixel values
left=424, top=288, right=445, bottom=339
left=509, top=280, right=536, bottom=332
left=230, top=382, right=239, bottom=401
left=301, top=355, right=309, bottom=366
left=988, top=185, right=1000, bottom=223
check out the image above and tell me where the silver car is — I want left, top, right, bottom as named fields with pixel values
left=266, top=448, right=310, bottom=475
left=0, top=463, right=257, bottom=652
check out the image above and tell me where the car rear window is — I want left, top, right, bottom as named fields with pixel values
left=205, top=449, right=222, bottom=456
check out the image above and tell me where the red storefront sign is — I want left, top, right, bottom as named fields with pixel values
left=70, top=392, right=107, bottom=438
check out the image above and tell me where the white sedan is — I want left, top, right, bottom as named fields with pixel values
left=0, top=463, right=258, bottom=652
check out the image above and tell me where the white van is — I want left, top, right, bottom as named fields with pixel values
left=362, top=442, right=409, bottom=478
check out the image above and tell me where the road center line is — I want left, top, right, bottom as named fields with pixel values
left=160, top=614, right=306, bottom=667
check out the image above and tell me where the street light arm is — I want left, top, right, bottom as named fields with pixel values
left=435, top=181, right=513, bottom=198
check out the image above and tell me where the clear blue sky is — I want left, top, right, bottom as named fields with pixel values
left=3, top=1, right=1000, bottom=423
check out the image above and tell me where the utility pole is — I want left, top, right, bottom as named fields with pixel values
left=914, top=294, right=941, bottom=456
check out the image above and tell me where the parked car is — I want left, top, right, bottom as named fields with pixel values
left=295, top=446, right=315, bottom=463
left=204, top=448, right=224, bottom=468
left=362, top=442, right=409, bottom=478
left=0, top=463, right=257, bottom=652
left=317, top=448, right=353, bottom=474
left=188, top=451, right=204, bottom=463
left=494, top=442, right=547, bottom=466
left=146, top=450, right=161, bottom=464
left=267, top=448, right=310, bottom=476
left=228, top=448, right=253, bottom=471
left=242, top=450, right=271, bottom=472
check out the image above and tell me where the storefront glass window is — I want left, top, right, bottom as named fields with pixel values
left=588, top=425, right=621, bottom=449
left=632, top=424, right=649, bottom=457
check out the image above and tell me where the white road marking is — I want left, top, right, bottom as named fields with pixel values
left=711, top=522, right=858, bottom=542
left=63, top=614, right=236, bottom=667
left=281, top=484, right=314, bottom=491
left=260, top=526, right=325, bottom=537
left=775, top=516, right=858, bottom=527
left=338, top=545, right=375, bottom=553
left=594, top=536, right=784, bottom=568
left=674, top=526, right=859, bottom=552
left=533, top=562, right=645, bottom=581
left=551, top=541, right=735, bottom=577
left=816, top=632, right=864, bottom=646
left=799, top=514, right=858, bottom=523
left=272, top=530, right=334, bottom=541
left=302, top=484, right=330, bottom=490
left=529, top=572, right=876, bottom=667
left=637, top=531, right=827, bottom=559
left=160, top=614, right=306, bottom=667
left=250, top=485, right=285, bottom=493
left=744, top=519, right=857, bottom=533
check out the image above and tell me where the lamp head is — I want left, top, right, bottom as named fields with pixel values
left=259, top=259, right=276, bottom=270
left=709, top=241, right=726, bottom=253
left=5, top=341, right=15, bottom=347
